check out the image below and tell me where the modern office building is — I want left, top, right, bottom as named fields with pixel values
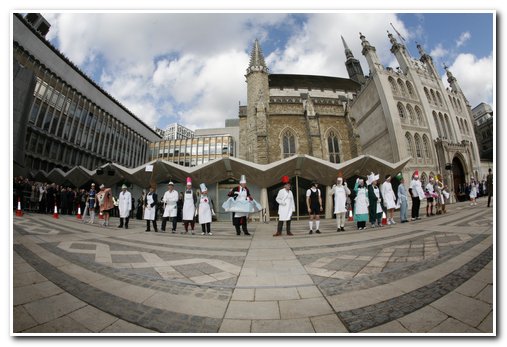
left=162, top=123, right=195, bottom=140
left=472, top=102, right=493, bottom=162
left=13, top=13, right=161, bottom=177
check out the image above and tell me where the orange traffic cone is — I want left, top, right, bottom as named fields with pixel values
left=53, top=203, right=59, bottom=219
left=381, top=211, right=387, bottom=225
left=99, top=211, right=104, bottom=220
left=16, top=197, right=23, bottom=217
left=348, top=208, right=354, bottom=221
left=76, top=206, right=82, bottom=219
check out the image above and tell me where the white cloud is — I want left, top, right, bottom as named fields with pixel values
left=456, top=31, right=471, bottom=47
left=442, top=53, right=493, bottom=107
left=40, top=12, right=492, bottom=132
left=430, top=43, right=449, bottom=59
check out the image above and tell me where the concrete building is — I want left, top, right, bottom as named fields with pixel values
left=472, top=102, right=493, bottom=162
left=346, top=32, right=482, bottom=201
left=13, top=13, right=161, bottom=177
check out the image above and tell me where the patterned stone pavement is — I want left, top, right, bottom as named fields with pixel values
left=11, top=200, right=494, bottom=334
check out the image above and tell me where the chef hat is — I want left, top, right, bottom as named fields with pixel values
left=281, top=175, right=290, bottom=184
left=186, top=177, right=192, bottom=185
left=168, top=181, right=174, bottom=186
left=240, top=175, right=247, bottom=184
left=200, top=183, right=207, bottom=192
left=413, top=170, right=419, bottom=178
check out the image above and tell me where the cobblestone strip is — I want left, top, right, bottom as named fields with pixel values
left=14, top=244, right=223, bottom=333
left=337, top=246, right=493, bottom=333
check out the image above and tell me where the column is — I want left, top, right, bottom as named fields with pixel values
left=260, top=187, right=269, bottom=222
left=325, top=186, right=333, bottom=219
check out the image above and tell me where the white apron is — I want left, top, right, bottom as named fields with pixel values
left=118, top=191, right=132, bottom=218
left=182, top=190, right=195, bottom=221
left=143, top=193, right=156, bottom=221
left=333, top=185, right=350, bottom=214
left=373, top=187, right=383, bottom=213
left=381, top=182, right=397, bottom=209
left=198, top=195, right=212, bottom=224
left=162, top=190, right=179, bottom=218
left=355, top=188, right=369, bottom=215
left=276, top=188, right=295, bottom=221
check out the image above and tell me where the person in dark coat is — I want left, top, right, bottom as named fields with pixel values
left=367, top=173, right=383, bottom=228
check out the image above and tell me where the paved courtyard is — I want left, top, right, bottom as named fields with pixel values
left=12, top=199, right=494, bottom=334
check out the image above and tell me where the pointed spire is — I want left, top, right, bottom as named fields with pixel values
left=249, top=39, right=267, bottom=69
left=341, top=35, right=354, bottom=60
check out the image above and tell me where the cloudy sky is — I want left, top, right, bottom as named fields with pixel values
left=39, top=11, right=494, bottom=131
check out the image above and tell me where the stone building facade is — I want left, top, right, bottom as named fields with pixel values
left=239, top=40, right=361, bottom=165
left=346, top=32, right=482, bottom=200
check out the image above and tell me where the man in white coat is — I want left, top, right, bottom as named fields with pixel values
left=409, top=170, right=425, bottom=221
left=161, top=181, right=179, bottom=233
left=197, top=183, right=215, bottom=236
left=117, top=184, right=132, bottom=229
left=274, top=176, right=295, bottom=237
left=182, top=177, right=197, bottom=234
left=331, top=174, right=351, bottom=232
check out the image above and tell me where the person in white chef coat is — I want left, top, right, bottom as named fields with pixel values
left=273, top=176, right=295, bottom=237
left=196, top=183, right=215, bottom=236
left=117, top=184, right=132, bottom=229
left=161, top=181, right=179, bottom=233
left=144, top=185, right=158, bottom=232
left=331, top=173, right=351, bottom=232
left=182, top=177, right=197, bottom=235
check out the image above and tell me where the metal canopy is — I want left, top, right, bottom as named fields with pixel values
left=28, top=155, right=411, bottom=188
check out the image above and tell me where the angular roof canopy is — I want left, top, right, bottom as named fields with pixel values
left=28, top=155, right=410, bottom=188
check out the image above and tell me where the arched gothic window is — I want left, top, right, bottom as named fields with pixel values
left=424, top=88, right=431, bottom=104
left=415, top=106, right=424, bottom=126
left=423, top=135, right=432, bottom=159
left=406, top=104, right=416, bottom=124
left=388, top=77, right=398, bottom=95
left=405, top=132, right=414, bottom=158
left=414, top=134, right=423, bottom=158
left=397, top=102, right=406, bottom=119
left=327, top=130, right=341, bottom=163
left=406, top=81, right=415, bottom=98
left=433, top=111, right=442, bottom=137
left=397, top=79, right=407, bottom=97
left=282, top=130, right=296, bottom=158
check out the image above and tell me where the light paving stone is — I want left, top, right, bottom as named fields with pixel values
left=12, top=305, right=38, bottom=333
left=477, top=311, right=494, bottom=333
left=279, top=297, right=333, bottom=319
left=296, top=286, right=322, bottom=299
left=255, top=287, right=300, bottom=301
left=428, top=318, right=481, bottom=333
left=100, top=319, right=157, bottom=333
left=218, top=319, right=252, bottom=333
left=454, top=277, right=489, bottom=297
left=251, top=318, right=314, bottom=333
left=67, top=305, right=119, bottom=333
left=13, top=281, right=65, bottom=306
left=362, top=320, right=410, bottom=333
left=327, top=284, right=405, bottom=311
left=23, top=316, right=92, bottom=333
left=330, top=271, right=355, bottom=279
left=475, top=284, right=493, bottom=305
left=23, top=292, right=87, bottom=324
left=13, top=270, right=48, bottom=288
left=231, top=288, right=255, bottom=301
left=13, top=262, right=38, bottom=274
left=430, top=292, right=492, bottom=328
left=143, top=291, right=228, bottom=319
left=397, top=305, right=448, bottom=333
left=224, top=301, right=280, bottom=320
left=275, top=274, right=314, bottom=286
left=310, top=314, right=348, bottom=333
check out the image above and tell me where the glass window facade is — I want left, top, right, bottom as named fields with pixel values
left=148, top=136, right=235, bottom=167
